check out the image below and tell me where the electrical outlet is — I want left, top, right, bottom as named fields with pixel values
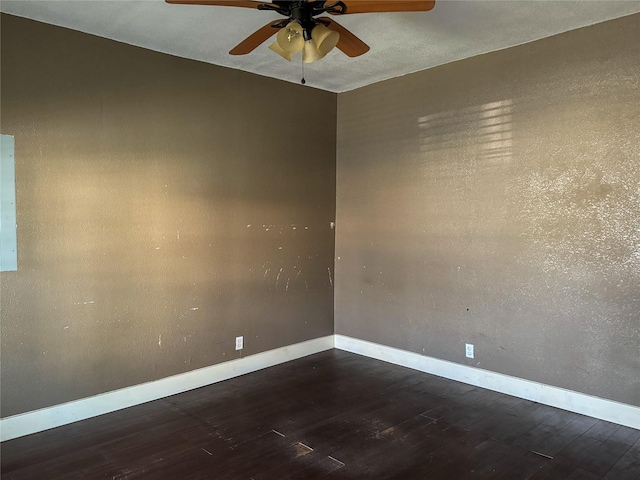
left=465, top=343, right=474, bottom=359
left=235, top=336, right=243, bottom=351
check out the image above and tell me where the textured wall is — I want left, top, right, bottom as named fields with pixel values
left=336, top=14, right=640, bottom=405
left=0, top=14, right=336, bottom=417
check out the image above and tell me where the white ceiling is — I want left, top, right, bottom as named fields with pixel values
left=2, top=1, right=639, bottom=92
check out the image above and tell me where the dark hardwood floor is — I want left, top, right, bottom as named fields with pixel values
left=2, top=350, right=639, bottom=479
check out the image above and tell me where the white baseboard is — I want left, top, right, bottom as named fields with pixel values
left=335, top=335, right=640, bottom=430
left=3, top=334, right=636, bottom=442
left=0, top=335, right=335, bottom=442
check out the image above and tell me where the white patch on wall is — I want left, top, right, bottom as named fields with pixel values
left=1, top=135, right=18, bottom=272
left=516, top=147, right=640, bottom=281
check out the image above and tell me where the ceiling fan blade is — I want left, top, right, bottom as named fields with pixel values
left=318, top=17, right=369, bottom=57
left=165, top=0, right=266, bottom=8
left=229, top=21, right=281, bottom=55
left=326, top=0, right=435, bottom=14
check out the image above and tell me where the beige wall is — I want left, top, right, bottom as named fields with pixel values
left=0, top=14, right=336, bottom=417
left=336, top=14, right=640, bottom=405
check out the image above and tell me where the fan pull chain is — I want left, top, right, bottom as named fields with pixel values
left=301, top=54, right=306, bottom=85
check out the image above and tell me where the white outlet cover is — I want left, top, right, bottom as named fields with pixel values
left=465, top=343, right=474, bottom=359
left=235, top=336, right=243, bottom=351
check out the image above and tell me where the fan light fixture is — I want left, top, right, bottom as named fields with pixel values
left=269, top=21, right=340, bottom=63
left=167, top=0, right=436, bottom=65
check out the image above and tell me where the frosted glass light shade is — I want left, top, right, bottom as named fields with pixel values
left=269, top=41, right=292, bottom=61
left=276, top=22, right=304, bottom=54
left=303, top=40, right=323, bottom=64
left=311, top=24, right=340, bottom=56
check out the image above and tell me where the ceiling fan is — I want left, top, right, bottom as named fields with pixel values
left=165, top=1, right=436, bottom=64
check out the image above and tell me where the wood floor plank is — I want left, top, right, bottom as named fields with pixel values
left=578, top=425, right=640, bottom=477
left=532, top=415, right=600, bottom=457
left=584, top=421, right=621, bottom=442
left=529, top=433, right=603, bottom=480
left=601, top=437, right=640, bottom=480
left=565, top=467, right=603, bottom=480
left=488, top=450, right=551, bottom=480
left=281, top=454, right=345, bottom=480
